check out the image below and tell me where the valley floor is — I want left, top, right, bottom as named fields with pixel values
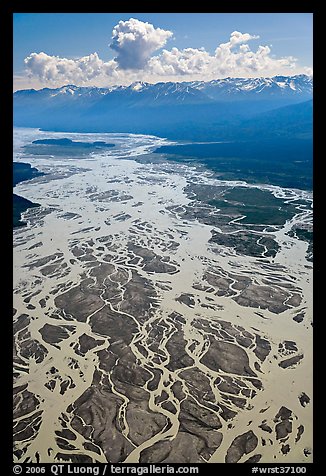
left=13, top=128, right=313, bottom=464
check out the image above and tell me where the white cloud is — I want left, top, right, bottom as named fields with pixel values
left=110, top=18, right=173, bottom=70
left=304, top=66, right=313, bottom=77
left=24, top=51, right=117, bottom=84
left=212, top=40, right=297, bottom=77
left=148, top=47, right=212, bottom=76
left=147, top=31, right=297, bottom=80
left=223, top=30, right=259, bottom=47
left=20, top=20, right=311, bottom=90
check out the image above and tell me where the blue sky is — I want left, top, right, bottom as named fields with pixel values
left=13, top=13, right=313, bottom=90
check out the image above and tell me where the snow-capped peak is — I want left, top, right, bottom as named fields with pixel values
left=129, top=81, right=148, bottom=92
left=14, top=75, right=312, bottom=105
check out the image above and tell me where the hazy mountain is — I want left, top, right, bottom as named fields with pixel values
left=237, top=99, right=313, bottom=139
left=186, top=74, right=312, bottom=101
left=13, top=75, right=312, bottom=141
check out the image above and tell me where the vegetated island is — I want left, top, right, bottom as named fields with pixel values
left=13, top=162, right=44, bottom=227
left=23, top=138, right=115, bottom=157
left=32, top=138, right=115, bottom=148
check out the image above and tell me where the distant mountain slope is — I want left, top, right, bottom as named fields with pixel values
left=187, top=74, right=312, bottom=101
left=13, top=75, right=313, bottom=141
left=233, top=99, right=313, bottom=140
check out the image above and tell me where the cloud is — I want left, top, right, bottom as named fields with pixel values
left=212, top=36, right=297, bottom=77
left=224, top=30, right=260, bottom=47
left=147, top=31, right=297, bottom=79
left=304, top=66, right=313, bottom=77
left=21, top=20, right=310, bottom=89
left=24, top=51, right=117, bottom=84
left=148, top=47, right=212, bottom=76
left=110, top=18, right=173, bottom=70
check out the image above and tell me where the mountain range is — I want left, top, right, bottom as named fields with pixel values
left=13, top=74, right=312, bottom=141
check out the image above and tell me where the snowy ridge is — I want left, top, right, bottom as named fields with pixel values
left=15, top=74, right=312, bottom=103
left=186, top=75, right=312, bottom=99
